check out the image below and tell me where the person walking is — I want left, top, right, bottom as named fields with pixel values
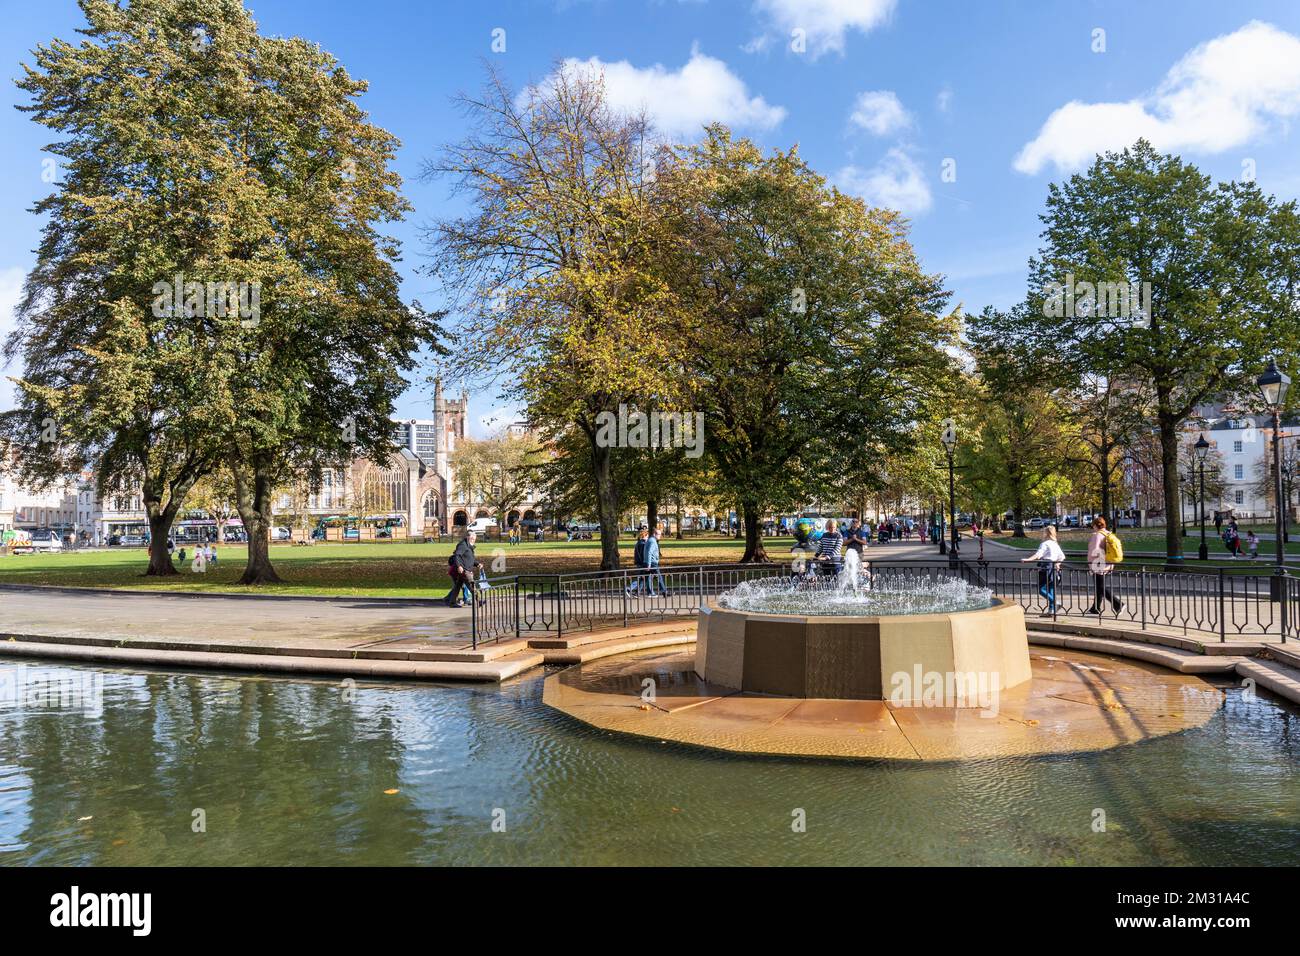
left=1086, top=517, right=1123, bottom=615
left=1020, top=526, right=1065, bottom=616
left=646, top=527, right=669, bottom=596
left=445, top=530, right=480, bottom=607
left=626, top=527, right=650, bottom=595
left=1246, top=530, right=1260, bottom=561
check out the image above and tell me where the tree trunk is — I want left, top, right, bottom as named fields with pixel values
left=1012, top=501, right=1025, bottom=537
left=232, top=456, right=284, bottom=585
left=647, top=498, right=658, bottom=534
left=1099, top=436, right=1113, bottom=532
left=1159, top=412, right=1183, bottom=564
left=675, top=496, right=683, bottom=540
left=740, top=501, right=769, bottom=563
left=140, top=469, right=200, bottom=576
left=588, top=434, right=621, bottom=570
left=145, top=510, right=179, bottom=576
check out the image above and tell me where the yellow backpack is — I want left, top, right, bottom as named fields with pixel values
left=1102, top=530, right=1124, bottom=564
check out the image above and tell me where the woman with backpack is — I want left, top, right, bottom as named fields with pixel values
left=1086, top=517, right=1124, bottom=616
left=1020, top=525, right=1064, bottom=616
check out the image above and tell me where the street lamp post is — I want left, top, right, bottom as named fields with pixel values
left=1257, top=357, right=1291, bottom=602
left=1282, top=461, right=1292, bottom=544
left=940, top=421, right=958, bottom=569
left=1195, top=434, right=1209, bottom=561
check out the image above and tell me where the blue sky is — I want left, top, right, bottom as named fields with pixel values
left=4, top=0, right=1300, bottom=432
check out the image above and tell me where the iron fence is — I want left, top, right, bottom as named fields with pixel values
left=467, top=557, right=1295, bottom=648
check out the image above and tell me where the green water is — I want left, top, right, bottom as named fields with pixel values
left=2, top=660, right=1299, bottom=866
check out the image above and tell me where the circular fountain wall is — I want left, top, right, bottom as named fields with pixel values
left=696, top=576, right=1031, bottom=702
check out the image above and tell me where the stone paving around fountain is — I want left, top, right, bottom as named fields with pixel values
left=543, top=644, right=1230, bottom=760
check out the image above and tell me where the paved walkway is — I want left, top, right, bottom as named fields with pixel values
left=0, top=586, right=474, bottom=651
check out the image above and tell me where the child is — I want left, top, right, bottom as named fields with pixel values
left=1246, top=531, right=1259, bottom=561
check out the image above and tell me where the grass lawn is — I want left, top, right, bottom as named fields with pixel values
left=988, top=529, right=1300, bottom=562
left=0, top=535, right=776, bottom=597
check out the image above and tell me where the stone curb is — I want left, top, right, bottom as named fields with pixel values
left=0, top=638, right=541, bottom=682
left=0, top=631, right=516, bottom=663
left=1026, top=630, right=1300, bottom=707
left=0, top=582, right=449, bottom=606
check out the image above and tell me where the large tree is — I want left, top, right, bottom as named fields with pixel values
left=6, top=0, right=441, bottom=584
left=667, top=128, right=959, bottom=560
left=1014, top=140, right=1300, bottom=562
left=426, top=64, right=683, bottom=569
left=5, top=0, right=243, bottom=574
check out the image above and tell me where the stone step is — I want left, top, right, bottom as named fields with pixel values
left=1028, top=631, right=1243, bottom=674
left=1266, top=643, right=1300, bottom=670
left=1235, top=659, right=1300, bottom=707
left=540, top=631, right=697, bottom=665
left=0, top=638, right=543, bottom=683
left=1028, top=619, right=1266, bottom=656
left=526, top=620, right=696, bottom=650
left=0, top=630, right=518, bottom=664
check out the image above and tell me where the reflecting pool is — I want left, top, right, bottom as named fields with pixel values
left=1, top=658, right=1298, bottom=866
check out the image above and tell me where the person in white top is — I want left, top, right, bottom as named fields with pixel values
left=1020, top=525, right=1065, bottom=615
left=1085, top=516, right=1123, bottom=615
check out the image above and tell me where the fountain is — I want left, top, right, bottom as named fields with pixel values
left=695, top=569, right=1031, bottom=702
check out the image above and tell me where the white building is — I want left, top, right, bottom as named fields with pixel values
left=1184, top=408, right=1292, bottom=521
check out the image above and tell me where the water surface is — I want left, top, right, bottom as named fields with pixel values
left=1, top=660, right=1298, bottom=866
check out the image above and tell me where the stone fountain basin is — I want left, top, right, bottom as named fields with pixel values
left=695, top=599, right=1030, bottom=702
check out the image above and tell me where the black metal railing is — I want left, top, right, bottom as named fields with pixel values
left=467, top=557, right=1294, bottom=648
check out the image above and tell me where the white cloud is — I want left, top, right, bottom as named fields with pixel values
left=0, top=266, right=26, bottom=412
left=752, top=0, right=897, bottom=57
left=474, top=405, right=522, bottom=439
left=849, top=90, right=911, bottom=136
left=936, top=85, right=953, bottom=115
left=836, top=149, right=932, bottom=215
left=555, top=48, right=786, bottom=139
left=1015, top=21, right=1300, bottom=175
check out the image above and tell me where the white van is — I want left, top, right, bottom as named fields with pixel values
left=12, top=529, right=62, bottom=554
left=466, top=517, right=497, bottom=534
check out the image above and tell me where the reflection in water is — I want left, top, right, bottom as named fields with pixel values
left=1, top=660, right=1298, bottom=866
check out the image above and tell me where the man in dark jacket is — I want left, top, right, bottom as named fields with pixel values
left=445, top=531, right=480, bottom=607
